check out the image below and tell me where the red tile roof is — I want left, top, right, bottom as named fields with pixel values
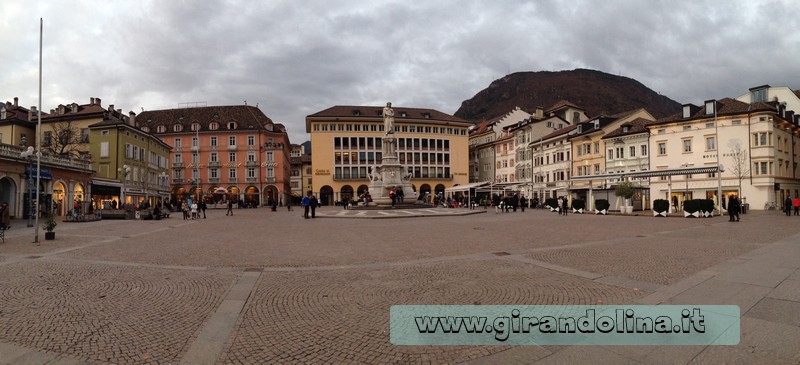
left=137, top=105, right=276, bottom=132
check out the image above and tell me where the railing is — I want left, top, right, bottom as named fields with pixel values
left=0, top=144, right=91, bottom=171
left=246, top=177, right=258, bottom=183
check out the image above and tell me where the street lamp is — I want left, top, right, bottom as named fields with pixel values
left=159, top=172, right=169, bottom=205
left=118, top=164, right=130, bottom=207
left=681, top=162, right=690, bottom=208
left=20, top=146, right=40, bottom=227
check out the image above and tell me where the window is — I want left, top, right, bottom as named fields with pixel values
left=229, top=136, right=236, bottom=146
left=210, top=168, right=218, bottom=179
left=80, top=128, right=89, bottom=143
left=247, top=135, right=255, bottom=146
left=616, top=147, right=624, bottom=159
left=267, top=167, right=274, bottom=178
left=629, top=146, right=636, bottom=157
left=210, top=136, right=217, bottom=146
left=641, top=144, right=648, bottom=156
left=247, top=167, right=256, bottom=178
left=658, top=142, right=666, bottom=155
left=192, top=137, right=198, bottom=147
left=228, top=122, right=237, bottom=130
left=229, top=152, right=236, bottom=162
left=731, top=119, right=742, bottom=126
left=173, top=124, right=183, bottom=132
left=682, top=139, right=692, bottom=153
left=100, top=142, right=109, bottom=157
left=210, top=152, right=218, bottom=162
left=247, top=151, right=255, bottom=162
left=191, top=123, right=200, bottom=131
left=209, top=122, right=219, bottom=130
left=705, top=136, right=716, bottom=151
left=174, top=153, right=182, bottom=164
left=175, top=138, right=182, bottom=148
left=157, top=125, right=166, bottom=133
left=594, top=142, right=599, bottom=154
left=229, top=168, right=237, bottom=179
left=192, top=152, right=199, bottom=163
left=266, top=151, right=274, bottom=161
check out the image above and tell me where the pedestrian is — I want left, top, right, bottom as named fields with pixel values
left=397, top=188, right=404, bottom=204
left=342, top=195, right=349, bottom=210
left=310, top=194, right=318, bottom=218
left=0, top=202, right=10, bottom=230
left=286, top=199, right=292, bottom=212
left=190, top=202, right=198, bottom=219
left=733, top=196, right=741, bottom=222
left=111, top=199, right=118, bottom=209
left=512, top=194, right=519, bottom=212
left=181, top=201, right=189, bottom=220
left=200, top=200, right=207, bottom=218
left=785, top=196, right=793, bottom=217
left=226, top=199, right=234, bottom=216
left=727, top=195, right=738, bottom=222
left=520, top=195, right=527, bottom=212
left=301, top=192, right=311, bottom=219
left=390, top=187, right=397, bottom=208
left=794, top=196, right=800, bottom=216
left=563, top=197, right=569, bottom=216
left=557, top=196, right=564, bottom=216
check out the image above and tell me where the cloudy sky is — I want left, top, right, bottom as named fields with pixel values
left=2, top=0, right=799, bottom=143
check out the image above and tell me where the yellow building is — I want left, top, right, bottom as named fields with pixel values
left=306, top=105, right=472, bottom=205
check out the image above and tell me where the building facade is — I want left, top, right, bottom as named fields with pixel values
left=306, top=105, right=471, bottom=205
left=137, top=105, right=291, bottom=207
left=647, top=97, right=800, bottom=211
left=88, top=113, right=172, bottom=209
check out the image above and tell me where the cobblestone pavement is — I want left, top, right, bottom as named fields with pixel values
left=0, top=207, right=797, bottom=364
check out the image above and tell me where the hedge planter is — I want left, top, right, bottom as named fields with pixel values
left=572, top=200, right=585, bottom=214
left=653, top=199, right=669, bottom=217
left=595, top=199, right=610, bottom=215
left=684, top=199, right=715, bottom=218
left=684, top=210, right=700, bottom=218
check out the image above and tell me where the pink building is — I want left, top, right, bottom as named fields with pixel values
left=136, top=105, right=291, bottom=206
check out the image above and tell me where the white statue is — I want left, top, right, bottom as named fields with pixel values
left=383, top=102, right=395, bottom=134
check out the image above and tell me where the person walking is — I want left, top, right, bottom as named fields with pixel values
left=181, top=201, right=189, bottom=220
left=226, top=199, right=234, bottom=216
left=520, top=195, right=527, bottom=212
left=785, top=196, right=793, bottom=217
left=310, top=195, right=318, bottom=218
left=563, top=196, right=569, bottom=216
left=727, top=195, right=739, bottom=222
left=557, top=196, right=564, bottom=216
left=200, top=200, right=207, bottom=219
left=793, top=196, right=800, bottom=216
left=301, top=192, right=311, bottom=219
left=0, top=202, right=10, bottom=230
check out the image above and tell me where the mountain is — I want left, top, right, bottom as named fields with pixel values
left=454, top=69, right=681, bottom=122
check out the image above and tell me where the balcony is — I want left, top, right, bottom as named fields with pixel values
left=265, top=177, right=276, bottom=183
left=208, top=161, right=220, bottom=167
left=227, top=145, right=237, bottom=151
left=245, top=160, right=259, bottom=167
left=172, top=178, right=185, bottom=184
left=173, top=162, right=184, bottom=168
left=208, top=178, right=220, bottom=183
left=191, top=146, right=200, bottom=152
left=246, top=177, right=258, bottom=183
left=1, top=144, right=91, bottom=171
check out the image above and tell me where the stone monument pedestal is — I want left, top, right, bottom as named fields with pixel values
left=367, top=164, right=415, bottom=206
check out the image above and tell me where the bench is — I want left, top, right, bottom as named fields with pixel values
left=99, top=209, right=129, bottom=219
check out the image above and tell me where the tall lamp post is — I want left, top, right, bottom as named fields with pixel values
left=681, top=162, right=690, bottom=208
left=159, top=172, right=168, bottom=206
left=118, top=164, right=130, bottom=207
left=20, top=146, right=39, bottom=228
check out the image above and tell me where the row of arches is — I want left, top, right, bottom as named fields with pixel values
left=170, top=185, right=283, bottom=207
left=315, top=184, right=446, bottom=206
left=0, top=176, right=86, bottom=218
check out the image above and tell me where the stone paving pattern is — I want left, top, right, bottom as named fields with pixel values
left=0, top=207, right=797, bottom=364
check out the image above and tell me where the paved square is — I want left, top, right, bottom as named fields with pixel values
left=0, top=207, right=798, bottom=364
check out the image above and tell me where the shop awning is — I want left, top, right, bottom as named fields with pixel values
left=569, top=165, right=721, bottom=182
left=444, top=181, right=490, bottom=192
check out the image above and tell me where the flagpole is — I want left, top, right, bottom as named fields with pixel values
left=34, top=18, right=43, bottom=243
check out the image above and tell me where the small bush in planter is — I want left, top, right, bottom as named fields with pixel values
left=572, top=199, right=585, bottom=212
left=653, top=199, right=669, bottom=216
left=653, top=199, right=670, bottom=213
left=42, top=211, right=57, bottom=240
left=595, top=199, right=610, bottom=214
left=615, top=181, right=636, bottom=200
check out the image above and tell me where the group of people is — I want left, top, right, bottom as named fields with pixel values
left=180, top=200, right=209, bottom=219
left=727, top=195, right=742, bottom=222
left=301, top=191, right=319, bottom=219
left=389, top=187, right=404, bottom=208
left=783, top=196, right=800, bottom=216
left=486, top=194, right=532, bottom=213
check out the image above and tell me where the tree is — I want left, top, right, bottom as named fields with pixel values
left=43, top=120, right=84, bottom=158
left=727, top=140, right=750, bottom=196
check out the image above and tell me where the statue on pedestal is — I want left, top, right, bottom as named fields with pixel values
left=383, top=102, right=395, bottom=134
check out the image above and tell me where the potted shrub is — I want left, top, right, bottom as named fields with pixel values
left=653, top=199, right=670, bottom=217
left=42, top=211, right=57, bottom=240
left=545, top=198, right=559, bottom=212
left=683, top=199, right=701, bottom=218
left=572, top=199, right=585, bottom=214
left=615, top=181, right=636, bottom=214
left=595, top=199, right=610, bottom=215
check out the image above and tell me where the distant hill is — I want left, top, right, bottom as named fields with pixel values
left=454, top=69, right=681, bottom=122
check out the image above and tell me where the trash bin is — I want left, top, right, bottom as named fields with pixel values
left=741, top=203, right=748, bottom=214
left=134, top=210, right=141, bottom=219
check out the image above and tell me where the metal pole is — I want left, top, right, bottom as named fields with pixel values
left=26, top=159, right=33, bottom=227
left=715, top=102, right=723, bottom=216
left=33, top=18, right=43, bottom=243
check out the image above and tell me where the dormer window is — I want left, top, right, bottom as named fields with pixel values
left=157, top=125, right=166, bottom=133
left=209, top=122, right=219, bottom=130
left=705, top=100, right=716, bottom=115
left=577, top=125, right=582, bottom=133
left=593, top=121, right=599, bottom=129
left=422, top=113, right=430, bottom=119
left=228, top=122, right=237, bottom=129
left=622, top=126, right=629, bottom=133
left=352, top=110, right=361, bottom=116
left=141, top=126, right=150, bottom=133
left=750, top=85, right=769, bottom=103
left=191, top=122, right=201, bottom=131
left=400, top=111, right=407, bottom=117
left=173, top=124, right=183, bottom=132
left=682, top=105, right=692, bottom=119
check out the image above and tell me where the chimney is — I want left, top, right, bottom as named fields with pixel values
left=14, top=97, right=18, bottom=106
left=90, top=97, right=95, bottom=105
left=95, top=98, right=101, bottom=106
left=29, top=106, right=37, bottom=120
left=535, top=106, right=544, bottom=119
left=108, top=104, right=115, bottom=113
left=129, top=111, right=137, bottom=126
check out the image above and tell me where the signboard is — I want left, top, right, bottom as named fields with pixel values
left=25, top=166, right=53, bottom=180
